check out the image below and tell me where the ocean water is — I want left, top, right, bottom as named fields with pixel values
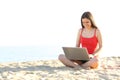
left=0, top=46, right=63, bottom=63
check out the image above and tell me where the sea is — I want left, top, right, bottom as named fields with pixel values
left=0, top=46, right=63, bottom=63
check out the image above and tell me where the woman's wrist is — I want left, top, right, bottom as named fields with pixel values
left=92, top=53, right=99, bottom=58
left=89, top=54, right=94, bottom=59
left=92, top=54, right=95, bottom=56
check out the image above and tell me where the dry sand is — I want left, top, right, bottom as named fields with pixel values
left=0, top=57, right=120, bottom=80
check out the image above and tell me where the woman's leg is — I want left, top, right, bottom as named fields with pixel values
left=58, top=54, right=79, bottom=68
left=81, top=58, right=99, bottom=69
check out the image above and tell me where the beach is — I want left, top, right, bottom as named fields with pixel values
left=0, top=57, right=120, bottom=80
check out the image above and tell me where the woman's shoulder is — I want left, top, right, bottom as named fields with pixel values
left=95, top=28, right=101, bottom=33
left=95, top=28, right=102, bottom=36
left=78, top=28, right=83, bottom=32
left=77, top=28, right=83, bottom=34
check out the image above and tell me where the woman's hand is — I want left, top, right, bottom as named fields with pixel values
left=89, top=54, right=94, bottom=59
left=93, top=53, right=99, bottom=58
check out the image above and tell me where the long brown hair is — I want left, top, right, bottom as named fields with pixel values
left=81, top=11, right=97, bottom=29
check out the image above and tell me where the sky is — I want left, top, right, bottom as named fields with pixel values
left=0, top=0, right=120, bottom=60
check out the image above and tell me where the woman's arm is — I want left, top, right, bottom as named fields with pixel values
left=93, top=29, right=103, bottom=56
left=76, top=29, right=82, bottom=47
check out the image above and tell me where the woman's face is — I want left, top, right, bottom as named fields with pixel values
left=82, top=18, right=92, bottom=29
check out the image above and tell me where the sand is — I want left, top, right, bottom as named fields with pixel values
left=0, top=57, right=120, bottom=80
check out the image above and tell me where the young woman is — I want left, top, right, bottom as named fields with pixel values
left=58, top=11, right=102, bottom=69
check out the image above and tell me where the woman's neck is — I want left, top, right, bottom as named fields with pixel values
left=84, top=27, right=93, bottom=31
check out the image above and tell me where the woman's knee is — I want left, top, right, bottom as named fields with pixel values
left=58, top=54, right=65, bottom=61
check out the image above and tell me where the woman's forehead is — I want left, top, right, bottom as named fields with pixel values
left=82, top=18, right=90, bottom=22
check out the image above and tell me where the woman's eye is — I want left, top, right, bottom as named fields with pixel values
left=83, top=22, right=89, bottom=23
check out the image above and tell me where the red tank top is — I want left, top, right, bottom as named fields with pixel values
left=80, top=29, right=98, bottom=54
